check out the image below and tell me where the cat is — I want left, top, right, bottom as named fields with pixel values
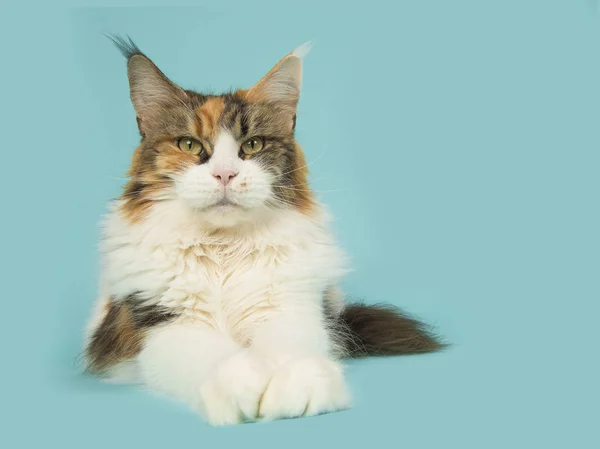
left=83, top=36, right=444, bottom=426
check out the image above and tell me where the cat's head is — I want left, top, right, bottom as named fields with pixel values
left=113, top=36, right=315, bottom=228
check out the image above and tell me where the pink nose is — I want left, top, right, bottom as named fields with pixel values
left=212, top=169, right=238, bottom=186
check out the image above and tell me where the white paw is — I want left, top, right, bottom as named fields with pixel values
left=258, top=357, right=351, bottom=420
left=199, top=350, right=272, bottom=426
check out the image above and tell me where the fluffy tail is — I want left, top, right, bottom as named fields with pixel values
left=335, top=303, right=446, bottom=358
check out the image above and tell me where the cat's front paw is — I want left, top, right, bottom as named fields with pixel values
left=199, top=350, right=271, bottom=426
left=258, top=357, right=351, bottom=420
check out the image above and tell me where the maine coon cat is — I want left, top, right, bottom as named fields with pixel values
left=84, top=36, right=443, bottom=426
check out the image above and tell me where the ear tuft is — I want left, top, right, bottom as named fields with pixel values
left=292, top=40, right=315, bottom=60
left=106, top=34, right=144, bottom=61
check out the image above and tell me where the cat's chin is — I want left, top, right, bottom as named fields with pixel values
left=190, top=202, right=270, bottom=230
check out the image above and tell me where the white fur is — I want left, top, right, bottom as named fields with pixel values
left=89, top=188, right=351, bottom=424
left=209, top=129, right=242, bottom=174
left=259, top=356, right=350, bottom=420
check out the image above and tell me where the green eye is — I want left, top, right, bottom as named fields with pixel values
left=178, top=137, right=204, bottom=155
left=241, top=137, right=264, bottom=155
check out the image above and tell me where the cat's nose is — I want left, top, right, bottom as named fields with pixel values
left=212, top=168, right=238, bottom=186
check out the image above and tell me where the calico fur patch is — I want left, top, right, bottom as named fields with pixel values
left=86, top=294, right=175, bottom=374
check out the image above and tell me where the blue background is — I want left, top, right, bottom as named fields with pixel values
left=1, top=1, right=598, bottom=448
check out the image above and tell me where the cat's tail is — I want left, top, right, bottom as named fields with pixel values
left=334, top=303, right=447, bottom=358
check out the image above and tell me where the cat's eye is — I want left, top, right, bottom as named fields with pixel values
left=178, top=137, right=204, bottom=155
left=240, top=137, right=264, bottom=155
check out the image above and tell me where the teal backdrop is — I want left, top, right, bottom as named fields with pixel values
left=0, top=1, right=598, bottom=448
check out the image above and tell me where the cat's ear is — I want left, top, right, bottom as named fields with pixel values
left=109, top=35, right=188, bottom=136
left=245, top=41, right=313, bottom=109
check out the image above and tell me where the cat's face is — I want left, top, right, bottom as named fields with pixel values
left=115, top=37, right=314, bottom=228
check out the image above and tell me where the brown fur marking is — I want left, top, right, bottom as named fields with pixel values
left=121, top=140, right=198, bottom=222
left=86, top=297, right=175, bottom=374
left=86, top=301, right=142, bottom=373
left=196, top=97, right=225, bottom=139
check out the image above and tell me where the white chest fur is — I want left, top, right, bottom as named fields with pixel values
left=99, top=200, right=347, bottom=344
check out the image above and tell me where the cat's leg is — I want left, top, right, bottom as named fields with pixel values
left=250, top=301, right=351, bottom=420
left=139, top=322, right=272, bottom=426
